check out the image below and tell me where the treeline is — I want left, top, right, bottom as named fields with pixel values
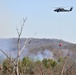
left=0, top=57, right=57, bottom=75
left=0, top=56, right=76, bottom=75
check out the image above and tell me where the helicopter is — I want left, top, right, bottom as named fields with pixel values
left=54, top=7, right=73, bottom=12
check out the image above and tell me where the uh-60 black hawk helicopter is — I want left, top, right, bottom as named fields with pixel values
left=54, top=7, right=73, bottom=12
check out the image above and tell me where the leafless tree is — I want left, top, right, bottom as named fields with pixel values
left=0, top=17, right=36, bottom=75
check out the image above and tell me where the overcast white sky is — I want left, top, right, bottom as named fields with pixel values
left=0, top=0, right=76, bottom=43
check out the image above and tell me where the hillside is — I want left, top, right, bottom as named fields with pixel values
left=0, top=38, right=76, bottom=60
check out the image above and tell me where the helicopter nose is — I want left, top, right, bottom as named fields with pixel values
left=54, top=10, right=56, bottom=11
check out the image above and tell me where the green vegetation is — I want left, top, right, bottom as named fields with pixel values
left=0, top=56, right=75, bottom=75
left=42, top=58, right=57, bottom=69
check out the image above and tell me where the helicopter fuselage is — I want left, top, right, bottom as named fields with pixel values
left=54, top=7, right=73, bottom=12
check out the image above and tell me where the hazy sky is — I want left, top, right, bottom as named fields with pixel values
left=0, top=0, right=76, bottom=43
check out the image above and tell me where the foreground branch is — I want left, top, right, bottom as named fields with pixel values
left=0, top=49, right=11, bottom=60
left=60, top=49, right=69, bottom=75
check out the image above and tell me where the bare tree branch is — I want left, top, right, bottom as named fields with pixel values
left=19, top=17, right=27, bottom=37
left=60, top=49, right=69, bottom=75
left=64, top=61, right=75, bottom=74
left=16, top=25, right=19, bottom=36
left=0, top=49, right=11, bottom=60
left=19, top=33, right=37, bottom=56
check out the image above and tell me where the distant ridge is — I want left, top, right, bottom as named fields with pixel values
left=0, top=38, right=74, bottom=51
left=0, top=38, right=76, bottom=60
